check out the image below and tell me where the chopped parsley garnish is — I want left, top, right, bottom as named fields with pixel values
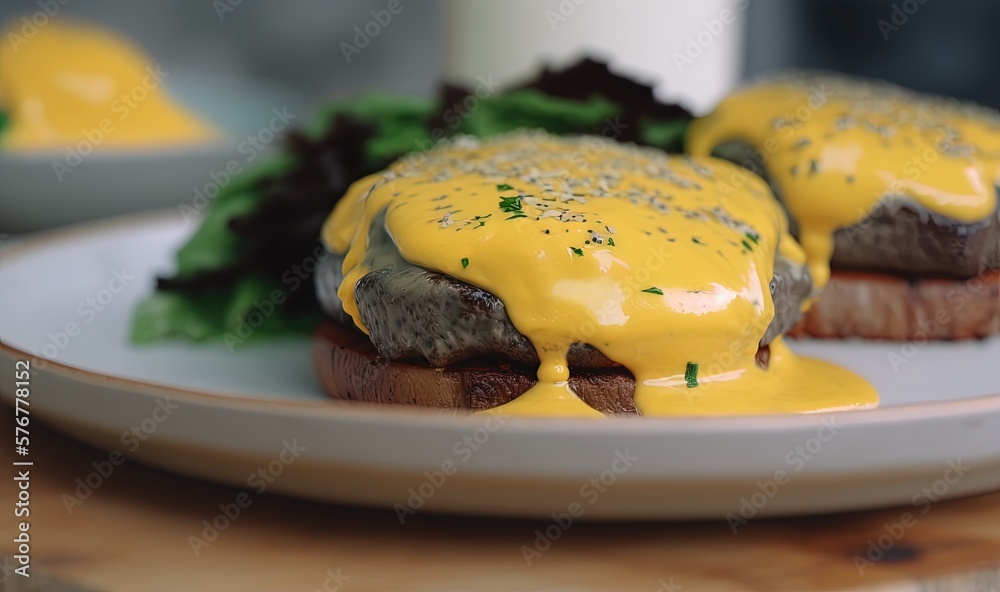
left=497, top=183, right=515, bottom=191
left=641, top=287, right=663, bottom=295
left=741, top=239, right=754, bottom=252
left=461, top=257, right=469, bottom=268
left=499, top=195, right=527, bottom=220
left=499, top=196, right=521, bottom=212
left=745, top=232, right=759, bottom=244
left=685, top=362, right=699, bottom=388
left=691, top=237, right=704, bottom=245
left=607, top=237, right=615, bottom=246
left=570, top=247, right=584, bottom=257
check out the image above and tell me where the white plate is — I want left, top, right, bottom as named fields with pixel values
left=0, top=77, right=303, bottom=233
left=1, top=211, right=999, bottom=520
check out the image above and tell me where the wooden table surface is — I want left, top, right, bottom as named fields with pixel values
left=2, top=403, right=999, bottom=592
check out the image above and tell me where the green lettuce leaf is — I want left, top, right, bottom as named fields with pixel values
left=461, top=89, right=618, bottom=137
left=640, top=117, right=689, bottom=152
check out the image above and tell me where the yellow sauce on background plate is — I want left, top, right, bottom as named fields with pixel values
left=0, top=20, right=215, bottom=151
left=323, top=133, right=879, bottom=417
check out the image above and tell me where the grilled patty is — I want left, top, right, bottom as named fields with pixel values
left=710, top=140, right=1000, bottom=278
left=316, top=211, right=812, bottom=368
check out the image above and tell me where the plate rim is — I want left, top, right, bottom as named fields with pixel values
left=3, top=208, right=999, bottom=434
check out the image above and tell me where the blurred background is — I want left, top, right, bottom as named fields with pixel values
left=3, top=0, right=994, bottom=112
left=746, top=0, right=1000, bottom=108
left=1, top=0, right=996, bottom=231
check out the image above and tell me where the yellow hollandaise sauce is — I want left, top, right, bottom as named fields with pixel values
left=322, top=133, right=878, bottom=418
left=687, top=74, right=1000, bottom=288
left=0, top=20, right=215, bottom=150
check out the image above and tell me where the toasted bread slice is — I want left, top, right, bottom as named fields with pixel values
left=791, top=270, right=999, bottom=340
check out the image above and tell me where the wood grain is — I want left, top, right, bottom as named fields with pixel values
left=1, top=404, right=999, bottom=592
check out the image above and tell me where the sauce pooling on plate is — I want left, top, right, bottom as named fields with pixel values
left=323, top=133, right=878, bottom=417
left=0, top=20, right=215, bottom=150
left=687, top=73, right=1000, bottom=288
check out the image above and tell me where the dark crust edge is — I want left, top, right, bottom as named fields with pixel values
left=312, top=321, right=639, bottom=414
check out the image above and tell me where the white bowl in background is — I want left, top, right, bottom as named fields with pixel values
left=0, top=76, right=304, bottom=233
